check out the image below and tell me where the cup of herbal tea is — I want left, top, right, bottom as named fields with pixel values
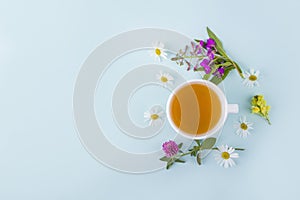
left=166, top=79, right=238, bottom=139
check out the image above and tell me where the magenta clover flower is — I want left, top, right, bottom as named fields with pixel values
left=162, top=140, right=179, bottom=157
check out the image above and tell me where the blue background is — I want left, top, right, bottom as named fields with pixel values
left=1, top=0, right=299, bottom=199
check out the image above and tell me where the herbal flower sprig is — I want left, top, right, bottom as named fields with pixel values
left=159, top=138, right=244, bottom=169
left=251, top=95, right=271, bottom=125
left=171, top=27, right=244, bottom=85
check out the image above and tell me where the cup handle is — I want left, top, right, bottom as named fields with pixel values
left=228, top=104, right=239, bottom=114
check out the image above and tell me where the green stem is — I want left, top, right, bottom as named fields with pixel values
left=214, top=54, right=228, bottom=60
left=212, top=147, right=245, bottom=151
left=182, top=55, right=205, bottom=59
left=266, top=116, right=271, bottom=125
left=180, top=152, right=192, bottom=157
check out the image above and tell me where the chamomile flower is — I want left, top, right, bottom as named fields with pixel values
left=234, top=116, right=254, bottom=138
left=150, top=41, right=167, bottom=62
left=144, top=105, right=165, bottom=127
left=215, top=145, right=239, bottom=168
left=156, top=71, right=174, bottom=87
left=243, top=69, right=260, bottom=88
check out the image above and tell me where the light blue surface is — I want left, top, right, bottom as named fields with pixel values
left=0, top=0, right=299, bottom=199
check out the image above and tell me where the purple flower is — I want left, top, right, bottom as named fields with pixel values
left=199, top=40, right=205, bottom=47
left=195, top=45, right=202, bottom=54
left=207, top=49, right=215, bottom=60
left=213, top=66, right=225, bottom=78
left=206, top=38, right=216, bottom=49
left=162, top=140, right=179, bottom=157
left=200, top=59, right=211, bottom=74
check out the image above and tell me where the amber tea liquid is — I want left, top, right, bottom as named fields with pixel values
left=169, top=83, right=222, bottom=136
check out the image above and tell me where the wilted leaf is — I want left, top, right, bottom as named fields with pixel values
left=196, top=153, right=202, bottom=165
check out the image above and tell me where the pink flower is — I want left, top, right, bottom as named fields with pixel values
left=162, top=140, right=179, bottom=157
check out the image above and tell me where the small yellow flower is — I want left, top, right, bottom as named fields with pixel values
left=261, top=105, right=271, bottom=115
left=250, top=94, right=271, bottom=125
left=252, top=106, right=260, bottom=113
left=257, top=99, right=266, bottom=106
left=251, top=98, right=257, bottom=106
left=261, top=106, right=267, bottom=115
left=257, top=95, right=263, bottom=101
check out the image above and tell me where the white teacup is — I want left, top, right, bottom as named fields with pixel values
left=166, top=79, right=238, bottom=140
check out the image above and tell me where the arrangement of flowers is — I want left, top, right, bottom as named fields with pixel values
left=148, top=27, right=272, bottom=169
left=171, top=27, right=244, bottom=85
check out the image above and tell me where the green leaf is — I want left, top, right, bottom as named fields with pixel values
left=210, top=65, right=235, bottom=85
left=190, top=151, right=197, bottom=157
left=210, top=76, right=222, bottom=85
left=200, top=137, right=217, bottom=150
left=195, top=139, right=201, bottom=146
left=215, top=62, right=232, bottom=67
left=178, top=143, right=183, bottom=149
left=196, top=153, right=202, bottom=165
left=215, top=45, right=227, bottom=57
left=160, top=156, right=170, bottom=162
left=175, top=159, right=185, bottom=163
left=203, top=74, right=211, bottom=80
left=206, top=27, right=223, bottom=48
left=194, top=39, right=200, bottom=42
left=166, top=161, right=174, bottom=170
left=194, top=67, right=204, bottom=71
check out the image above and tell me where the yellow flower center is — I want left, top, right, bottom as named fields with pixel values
left=240, top=123, right=248, bottom=130
left=155, top=48, right=161, bottom=56
left=160, top=76, right=168, bottom=83
left=221, top=152, right=230, bottom=160
left=249, top=75, right=257, bottom=81
left=150, top=114, right=159, bottom=120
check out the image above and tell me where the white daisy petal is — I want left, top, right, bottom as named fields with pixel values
left=218, top=145, right=225, bottom=152
left=228, top=147, right=235, bottom=154
left=230, top=153, right=239, bottom=158
left=220, top=159, right=225, bottom=167
left=229, top=159, right=236, bottom=167
left=224, top=160, right=229, bottom=168
left=149, top=120, right=154, bottom=126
